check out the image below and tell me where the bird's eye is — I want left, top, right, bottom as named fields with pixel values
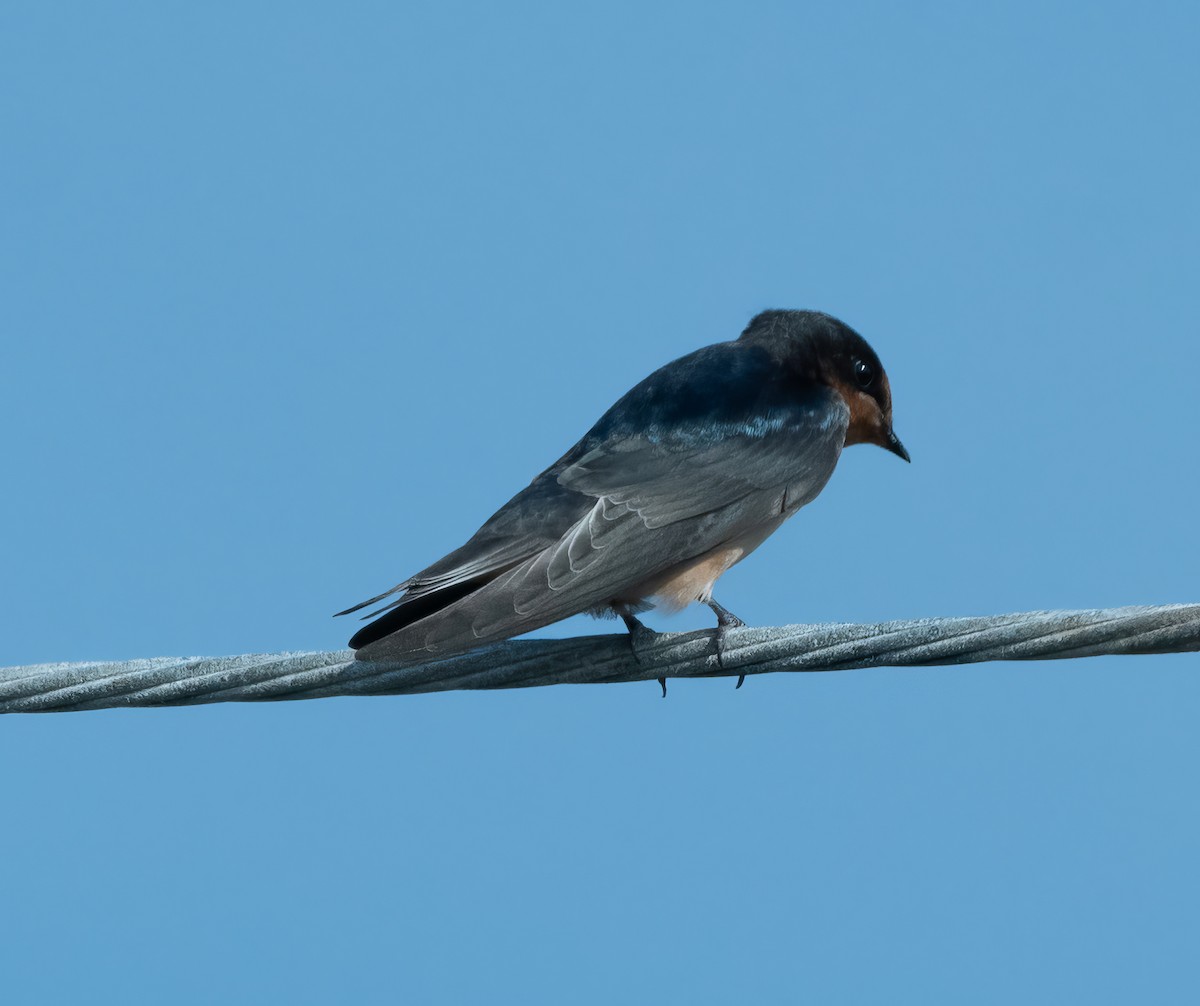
left=854, top=359, right=875, bottom=388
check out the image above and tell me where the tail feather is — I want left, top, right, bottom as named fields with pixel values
left=333, top=580, right=412, bottom=618
left=346, top=563, right=523, bottom=650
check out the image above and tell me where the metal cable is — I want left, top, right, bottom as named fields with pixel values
left=2, top=604, right=1197, bottom=714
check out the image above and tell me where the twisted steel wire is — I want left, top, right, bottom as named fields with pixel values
left=2, top=604, right=1197, bottom=714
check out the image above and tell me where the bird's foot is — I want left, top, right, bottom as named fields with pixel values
left=707, top=600, right=747, bottom=689
left=620, top=611, right=667, bottom=698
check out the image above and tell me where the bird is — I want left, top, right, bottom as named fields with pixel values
left=338, top=309, right=908, bottom=691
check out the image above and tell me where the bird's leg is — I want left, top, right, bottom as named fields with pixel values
left=707, top=599, right=747, bottom=689
left=617, top=606, right=666, bottom=698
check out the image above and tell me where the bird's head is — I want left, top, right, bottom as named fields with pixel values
left=740, top=309, right=909, bottom=462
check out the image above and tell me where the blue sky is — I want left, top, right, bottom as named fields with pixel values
left=2, top=1, right=1198, bottom=1002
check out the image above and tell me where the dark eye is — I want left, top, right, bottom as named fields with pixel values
left=854, top=359, right=875, bottom=388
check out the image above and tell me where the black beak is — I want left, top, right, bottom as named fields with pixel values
left=885, top=428, right=910, bottom=463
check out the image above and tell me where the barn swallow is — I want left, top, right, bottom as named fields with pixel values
left=339, top=309, right=908, bottom=692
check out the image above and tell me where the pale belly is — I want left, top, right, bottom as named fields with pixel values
left=622, top=515, right=788, bottom=612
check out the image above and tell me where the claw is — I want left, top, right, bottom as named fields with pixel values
left=708, top=600, right=746, bottom=631
left=707, top=599, right=747, bottom=690
left=620, top=609, right=667, bottom=698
